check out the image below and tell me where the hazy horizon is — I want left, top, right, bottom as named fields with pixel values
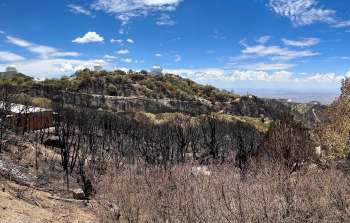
left=233, top=87, right=339, bottom=104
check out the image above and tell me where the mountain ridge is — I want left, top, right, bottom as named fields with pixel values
left=0, top=69, right=326, bottom=125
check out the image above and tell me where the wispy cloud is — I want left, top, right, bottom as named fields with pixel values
left=91, top=0, right=183, bottom=25
left=6, top=35, right=79, bottom=59
left=110, top=38, right=123, bottom=44
left=241, top=43, right=318, bottom=61
left=103, top=54, right=117, bottom=59
left=111, top=38, right=134, bottom=45
left=241, top=63, right=295, bottom=71
left=72, top=32, right=104, bottom=44
left=117, top=49, right=130, bottom=54
left=175, top=54, right=182, bottom=62
left=67, top=4, right=92, bottom=16
left=156, top=14, right=175, bottom=26
left=268, top=0, right=350, bottom=28
left=257, top=36, right=271, bottom=44
left=333, top=20, right=350, bottom=28
left=103, top=54, right=118, bottom=62
left=30, top=45, right=79, bottom=59
left=282, top=37, right=320, bottom=47
left=121, top=58, right=132, bottom=63
left=0, top=51, right=25, bottom=62
left=155, top=53, right=163, bottom=57
left=126, top=38, right=134, bottom=43
left=6, top=36, right=32, bottom=47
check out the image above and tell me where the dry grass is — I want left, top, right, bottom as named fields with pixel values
left=96, top=164, right=350, bottom=223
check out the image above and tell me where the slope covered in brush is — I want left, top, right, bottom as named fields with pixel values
left=39, top=69, right=239, bottom=102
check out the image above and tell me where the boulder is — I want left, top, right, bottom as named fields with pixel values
left=0, top=159, right=36, bottom=187
left=191, top=166, right=211, bottom=176
left=72, top=188, right=85, bottom=200
left=315, top=146, right=322, bottom=157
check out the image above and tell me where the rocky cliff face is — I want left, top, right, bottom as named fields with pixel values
left=13, top=84, right=326, bottom=129
left=20, top=85, right=294, bottom=119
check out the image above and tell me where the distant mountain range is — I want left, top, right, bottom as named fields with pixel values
left=233, top=88, right=339, bottom=105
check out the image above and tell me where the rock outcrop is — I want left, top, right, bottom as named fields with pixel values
left=19, top=85, right=293, bottom=119
left=0, top=159, right=36, bottom=187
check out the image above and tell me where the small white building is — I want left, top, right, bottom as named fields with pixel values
left=93, top=65, right=103, bottom=72
left=5, top=66, right=17, bottom=74
left=150, top=65, right=163, bottom=75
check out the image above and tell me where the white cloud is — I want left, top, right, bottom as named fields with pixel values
left=0, top=51, right=25, bottom=62
left=270, top=70, right=293, bottom=80
left=103, top=54, right=117, bottom=59
left=6, top=35, right=80, bottom=59
left=268, top=0, right=335, bottom=26
left=155, top=53, right=163, bottom=57
left=164, top=68, right=226, bottom=81
left=6, top=36, right=32, bottom=47
left=175, top=54, right=182, bottom=62
left=50, top=52, right=80, bottom=57
left=0, top=59, right=108, bottom=78
left=117, top=49, right=130, bottom=54
left=92, top=0, right=182, bottom=25
left=126, top=38, right=134, bottom=43
left=303, top=73, right=344, bottom=83
left=121, top=58, right=132, bottom=63
left=111, top=38, right=123, bottom=44
left=103, top=54, right=118, bottom=61
left=29, top=45, right=79, bottom=59
left=164, top=68, right=280, bottom=82
left=268, top=0, right=350, bottom=28
left=242, top=63, right=294, bottom=71
left=229, top=70, right=270, bottom=81
left=68, top=4, right=91, bottom=16
left=257, top=36, right=271, bottom=44
left=164, top=67, right=347, bottom=84
left=333, top=20, right=350, bottom=28
left=118, top=28, right=125, bottom=34
left=72, top=32, right=104, bottom=44
left=242, top=44, right=318, bottom=60
left=282, top=38, right=320, bottom=47
left=156, top=13, right=175, bottom=26
left=134, top=59, right=145, bottom=64
left=225, top=70, right=291, bottom=81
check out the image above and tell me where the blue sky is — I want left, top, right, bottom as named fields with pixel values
left=1, top=0, right=350, bottom=93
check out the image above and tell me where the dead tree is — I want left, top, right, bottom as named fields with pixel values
left=260, top=114, right=315, bottom=172
left=172, top=114, right=193, bottom=163
left=231, top=121, right=263, bottom=174
left=200, top=114, right=228, bottom=161
left=53, top=99, right=80, bottom=191
left=0, top=85, right=12, bottom=153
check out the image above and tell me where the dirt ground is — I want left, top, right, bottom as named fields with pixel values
left=0, top=133, right=97, bottom=223
left=0, top=180, right=96, bottom=223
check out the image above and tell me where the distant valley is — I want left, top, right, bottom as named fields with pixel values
left=234, top=88, right=339, bottom=104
